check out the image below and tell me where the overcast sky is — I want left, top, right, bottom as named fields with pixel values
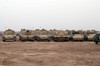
left=0, top=0, right=100, bottom=31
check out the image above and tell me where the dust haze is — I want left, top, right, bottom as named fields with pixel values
left=0, top=0, right=100, bottom=31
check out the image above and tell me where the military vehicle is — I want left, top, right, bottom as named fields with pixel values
left=72, top=30, right=84, bottom=41
left=35, top=29, right=51, bottom=41
left=2, top=29, right=16, bottom=41
left=19, top=29, right=35, bottom=41
left=53, top=30, right=70, bottom=41
left=93, top=33, right=100, bottom=44
left=85, top=30, right=97, bottom=41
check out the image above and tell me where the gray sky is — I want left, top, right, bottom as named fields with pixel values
left=0, top=0, right=100, bottom=31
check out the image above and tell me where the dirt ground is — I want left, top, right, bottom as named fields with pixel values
left=0, top=37, right=100, bottom=66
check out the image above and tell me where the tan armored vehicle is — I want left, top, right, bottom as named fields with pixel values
left=53, top=30, right=70, bottom=41
left=85, top=30, right=97, bottom=41
left=19, top=29, right=35, bottom=41
left=2, top=29, right=16, bottom=41
left=72, top=30, right=84, bottom=41
left=35, top=29, right=51, bottom=41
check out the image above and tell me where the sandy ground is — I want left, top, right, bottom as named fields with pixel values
left=0, top=37, right=100, bottom=66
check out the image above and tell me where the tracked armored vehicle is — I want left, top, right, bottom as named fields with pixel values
left=53, top=30, right=70, bottom=41
left=35, top=29, right=51, bottom=41
left=85, top=30, right=97, bottom=41
left=19, top=29, right=35, bottom=41
left=72, top=30, right=84, bottom=41
left=2, top=29, right=16, bottom=41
